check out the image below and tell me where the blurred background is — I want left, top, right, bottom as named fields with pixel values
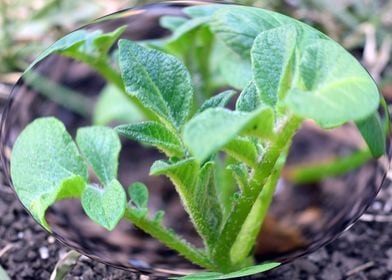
left=0, top=0, right=392, bottom=279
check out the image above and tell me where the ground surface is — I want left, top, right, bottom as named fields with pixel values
left=1, top=168, right=392, bottom=279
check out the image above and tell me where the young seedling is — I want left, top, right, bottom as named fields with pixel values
left=10, top=4, right=387, bottom=278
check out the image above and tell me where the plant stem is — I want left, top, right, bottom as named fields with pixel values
left=211, top=116, right=301, bottom=271
left=284, top=148, right=372, bottom=184
left=124, top=208, right=215, bottom=270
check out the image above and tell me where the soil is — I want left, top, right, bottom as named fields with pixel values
left=1, top=170, right=392, bottom=280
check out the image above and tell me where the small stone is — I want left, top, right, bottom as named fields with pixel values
left=17, top=232, right=24, bottom=239
left=47, top=236, right=55, bottom=244
left=39, top=246, right=49, bottom=260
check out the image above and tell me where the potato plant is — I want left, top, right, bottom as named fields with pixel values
left=10, top=4, right=387, bottom=278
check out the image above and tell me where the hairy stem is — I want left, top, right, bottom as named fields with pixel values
left=211, top=116, right=302, bottom=271
left=124, top=208, right=215, bottom=270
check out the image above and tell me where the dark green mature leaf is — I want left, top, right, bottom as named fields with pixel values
left=236, top=82, right=261, bottom=112
left=356, top=112, right=385, bottom=157
left=286, top=39, right=380, bottom=128
left=198, top=90, right=236, bottom=112
left=93, top=84, right=144, bottom=126
left=183, top=107, right=273, bottom=162
left=116, top=121, right=183, bottom=157
left=252, top=25, right=298, bottom=106
left=223, top=137, right=258, bottom=168
left=11, top=118, right=88, bottom=229
left=128, top=182, right=149, bottom=209
left=194, top=162, right=222, bottom=246
left=118, top=39, right=193, bottom=129
left=81, top=179, right=126, bottom=231
left=76, top=126, right=121, bottom=186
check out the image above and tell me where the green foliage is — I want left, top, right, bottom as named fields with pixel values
left=10, top=3, right=386, bottom=278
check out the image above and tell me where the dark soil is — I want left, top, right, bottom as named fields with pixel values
left=1, top=167, right=392, bottom=280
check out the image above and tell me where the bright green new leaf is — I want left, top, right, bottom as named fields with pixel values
left=118, top=39, right=193, bottom=129
left=198, top=90, right=236, bottom=112
left=251, top=25, right=298, bottom=106
left=223, top=137, right=258, bottom=168
left=81, top=179, right=126, bottom=231
left=128, top=182, right=149, bottom=209
left=356, top=112, right=385, bottom=157
left=286, top=39, right=380, bottom=128
left=153, top=210, right=165, bottom=223
left=227, top=163, right=249, bottom=192
left=93, top=26, right=127, bottom=54
left=93, top=84, right=144, bottom=126
left=76, top=126, right=121, bottom=186
left=194, top=162, right=223, bottom=247
left=236, top=82, right=261, bottom=112
left=183, top=107, right=274, bottom=162
left=210, top=6, right=288, bottom=58
left=25, top=29, right=98, bottom=73
left=116, top=121, right=183, bottom=157
left=10, top=118, right=88, bottom=229
left=176, top=262, right=280, bottom=279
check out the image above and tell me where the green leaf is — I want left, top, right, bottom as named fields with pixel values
left=81, top=179, right=126, bottom=231
left=184, top=4, right=224, bottom=18
left=194, top=162, right=223, bottom=246
left=218, top=262, right=281, bottom=279
left=118, top=39, right=193, bottom=129
left=176, top=262, right=280, bottom=279
left=356, top=112, right=385, bottom=157
left=251, top=25, right=298, bottom=106
left=223, top=137, right=258, bottom=168
left=128, top=182, right=149, bottom=209
left=210, top=6, right=288, bottom=58
left=153, top=210, right=165, bottom=223
left=93, top=25, right=127, bottom=54
left=160, top=16, right=188, bottom=31
left=76, top=126, right=121, bottom=186
left=198, top=90, right=236, bottom=112
left=10, top=117, right=88, bottom=229
left=236, top=81, right=261, bottom=112
left=227, top=163, right=249, bottom=192
left=25, top=29, right=98, bottom=73
left=116, top=121, right=183, bottom=157
left=285, top=39, right=380, bottom=128
left=183, top=107, right=274, bottom=162
left=93, top=84, right=144, bottom=126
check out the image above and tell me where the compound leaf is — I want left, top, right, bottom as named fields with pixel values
left=76, top=126, right=121, bottom=186
left=81, top=179, right=126, bottom=231
left=116, top=121, right=183, bottom=157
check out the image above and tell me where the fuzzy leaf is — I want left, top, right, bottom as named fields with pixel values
left=198, top=90, right=236, bottom=112
left=223, top=137, right=258, bottom=168
left=160, top=16, right=188, bottom=31
left=153, top=210, right=165, bottom=223
left=236, top=81, right=261, bottom=112
left=116, top=121, right=183, bottom=157
left=194, top=162, right=222, bottom=246
left=227, top=163, right=249, bottom=192
left=356, top=112, right=385, bottom=157
left=76, top=126, right=121, bottom=186
left=128, top=182, right=149, bottom=209
left=286, top=39, right=380, bottom=128
left=93, top=84, right=144, bottom=126
left=10, top=118, right=88, bottom=229
left=81, top=179, right=126, bottom=231
left=210, top=6, right=289, bottom=58
left=183, top=107, right=274, bottom=162
left=118, top=39, right=193, bottom=129
left=252, top=25, right=298, bottom=106
left=93, top=26, right=127, bottom=54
